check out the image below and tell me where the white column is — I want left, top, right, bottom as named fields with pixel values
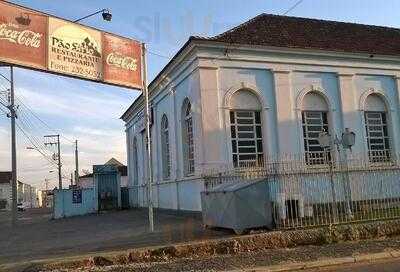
left=272, top=69, right=297, bottom=157
left=337, top=73, right=365, bottom=154
left=392, top=76, right=400, bottom=155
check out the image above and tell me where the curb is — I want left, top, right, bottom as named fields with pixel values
left=227, top=250, right=400, bottom=272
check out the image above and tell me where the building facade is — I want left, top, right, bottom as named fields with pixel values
left=0, top=172, right=39, bottom=210
left=0, top=172, right=12, bottom=210
left=77, top=158, right=128, bottom=189
left=122, top=14, right=400, bottom=212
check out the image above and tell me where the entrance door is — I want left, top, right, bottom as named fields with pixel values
left=95, top=166, right=119, bottom=211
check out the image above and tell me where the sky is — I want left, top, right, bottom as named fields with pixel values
left=1, top=0, right=400, bottom=190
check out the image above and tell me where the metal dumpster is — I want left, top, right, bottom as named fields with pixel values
left=201, top=178, right=272, bottom=234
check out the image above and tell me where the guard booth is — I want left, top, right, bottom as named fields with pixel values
left=93, top=165, right=121, bottom=211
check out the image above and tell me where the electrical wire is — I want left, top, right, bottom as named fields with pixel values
left=0, top=107, right=7, bottom=116
left=15, top=94, right=75, bottom=144
left=15, top=121, right=59, bottom=168
left=282, top=0, right=304, bottom=15
left=17, top=110, right=54, bottom=156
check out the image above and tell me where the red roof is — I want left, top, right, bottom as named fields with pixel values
left=121, top=14, right=400, bottom=120
left=205, top=13, right=400, bottom=56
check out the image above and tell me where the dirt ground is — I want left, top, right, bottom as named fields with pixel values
left=0, top=208, right=231, bottom=266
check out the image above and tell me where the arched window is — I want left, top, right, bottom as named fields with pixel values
left=182, top=99, right=194, bottom=175
left=161, top=114, right=171, bottom=179
left=132, top=137, right=138, bottom=186
left=301, top=91, right=330, bottom=165
left=229, top=89, right=264, bottom=167
left=364, top=94, right=391, bottom=162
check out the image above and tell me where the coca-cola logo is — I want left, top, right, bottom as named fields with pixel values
left=0, top=23, right=42, bottom=48
left=106, top=53, right=137, bottom=71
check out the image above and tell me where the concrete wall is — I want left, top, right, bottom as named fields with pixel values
left=53, top=188, right=96, bottom=219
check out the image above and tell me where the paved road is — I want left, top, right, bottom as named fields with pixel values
left=0, top=208, right=230, bottom=266
left=304, top=258, right=400, bottom=271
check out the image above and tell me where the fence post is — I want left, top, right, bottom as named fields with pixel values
left=327, top=148, right=338, bottom=222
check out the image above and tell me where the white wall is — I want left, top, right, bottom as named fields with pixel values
left=0, top=183, right=11, bottom=210
left=124, top=43, right=400, bottom=212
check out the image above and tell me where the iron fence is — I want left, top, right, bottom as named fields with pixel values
left=203, top=151, right=400, bottom=230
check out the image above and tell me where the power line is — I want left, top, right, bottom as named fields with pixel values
left=0, top=107, right=7, bottom=115
left=15, top=94, right=75, bottom=144
left=17, top=121, right=56, bottom=163
left=282, top=0, right=304, bottom=15
left=148, top=49, right=173, bottom=60
left=15, top=121, right=59, bottom=168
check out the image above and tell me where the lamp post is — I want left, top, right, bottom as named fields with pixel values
left=336, top=128, right=355, bottom=219
left=317, top=129, right=356, bottom=222
left=317, top=130, right=338, bottom=222
left=73, top=9, right=112, bottom=23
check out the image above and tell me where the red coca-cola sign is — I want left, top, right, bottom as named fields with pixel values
left=103, top=33, right=142, bottom=89
left=0, top=1, right=47, bottom=69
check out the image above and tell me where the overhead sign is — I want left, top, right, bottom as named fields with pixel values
left=48, top=18, right=103, bottom=81
left=0, top=1, right=142, bottom=90
left=0, top=2, right=47, bottom=69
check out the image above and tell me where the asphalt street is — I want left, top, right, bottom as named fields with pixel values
left=0, top=208, right=230, bottom=266
left=304, top=258, right=400, bottom=272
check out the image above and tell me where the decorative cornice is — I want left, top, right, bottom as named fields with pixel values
left=272, top=69, right=291, bottom=74
left=337, top=73, right=354, bottom=77
left=359, top=88, right=394, bottom=112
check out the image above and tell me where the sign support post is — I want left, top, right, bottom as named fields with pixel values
left=142, top=43, right=154, bottom=232
left=75, top=140, right=79, bottom=185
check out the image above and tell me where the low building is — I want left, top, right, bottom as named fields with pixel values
left=122, top=14, right=400, bottom=212
left=0, top=172, right=11, bottom=210
left=17, top=181, right=39, bottom=208
left=77, top=158, right=128, bottom=189
left=0, top=172, right=39, bottom=209
left=38, top=190, right=53, bottom=208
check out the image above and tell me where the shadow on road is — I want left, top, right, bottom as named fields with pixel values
left=0, top=208, right=231, bottom=265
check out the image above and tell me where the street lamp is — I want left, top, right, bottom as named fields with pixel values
left=317, top=128, right=356, bottom=221
left=73, top=9, right=112, bottom=23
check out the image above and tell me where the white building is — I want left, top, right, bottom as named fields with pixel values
left=0, top=172, right=39, bottom=210
left=0, top=172, right=12, bottom=210
left=122, top=14, right=400, bottom=212
left=77, top=158, right=128, bottom=189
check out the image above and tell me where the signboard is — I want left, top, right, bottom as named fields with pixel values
left=103, top=34, right=142, bottom=89
left=48, top=18, right=103, bottom=80
left=72, top=189, right=82, bottom=204
left=0, top=1, right=142, bottom=90
left=0, top=1, right=47, bottom=69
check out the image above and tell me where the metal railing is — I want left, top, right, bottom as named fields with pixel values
left=203, top=151, right=400, bottom=230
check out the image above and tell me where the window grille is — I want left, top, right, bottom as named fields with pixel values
left=230, top=110, right=264, bottom=167
left=161, top=115, right=171, bottom=179
left=365, top=111, right=391, bottom=163
left=302, top=111, right=330, bottom=165
left=184, top=102, right=194, bottom=175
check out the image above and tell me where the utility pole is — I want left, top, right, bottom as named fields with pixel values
left=74, top=140, right=79, bottom=185
left=9, top=66, right=17, bottom=227
left=44, top=135, right=62, bottom=190
left=142, top=43, right=154, bottom=232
